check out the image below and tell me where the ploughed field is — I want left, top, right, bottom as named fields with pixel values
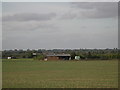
left=2, top=59, right=118, bottom=88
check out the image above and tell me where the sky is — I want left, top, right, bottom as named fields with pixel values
left=2, top=2, right=118, bottom=50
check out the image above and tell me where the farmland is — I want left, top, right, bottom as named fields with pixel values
left=2, top=59, right=118, bottom=88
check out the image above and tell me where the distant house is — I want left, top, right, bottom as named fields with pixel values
left=46, top=54, right=71, bottom=60
left=7, top=57, right=12, bottom=59
left=75, top=56, right=80, bottom=60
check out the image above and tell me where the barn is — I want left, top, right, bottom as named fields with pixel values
left=46, top=54, right=71, bottom=60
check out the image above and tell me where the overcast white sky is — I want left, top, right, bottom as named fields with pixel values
left=2, top=2, right=118, bottom=50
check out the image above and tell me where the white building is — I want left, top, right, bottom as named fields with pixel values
left=7, top=57, right=11, bottom=59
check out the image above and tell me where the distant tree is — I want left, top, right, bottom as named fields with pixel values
left=71, top=52, right=76, bottom=60
left=34, top=54, right=45, bottom=60
left=2, top=48, right=119, bottom=60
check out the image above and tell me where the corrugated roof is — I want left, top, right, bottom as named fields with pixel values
left=47, top=54, right=71, bottom=56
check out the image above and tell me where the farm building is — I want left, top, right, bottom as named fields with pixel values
left=46, top=54, right=71, bottom=60
left=7, top=57, right=12, bottom=59
left=75, top=56, right=80, bottom=60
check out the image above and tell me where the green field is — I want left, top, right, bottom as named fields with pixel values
left=2, top=59, right=118, bottom=88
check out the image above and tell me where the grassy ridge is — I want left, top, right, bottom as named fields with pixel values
left=2, top=60, right=118, bottom=88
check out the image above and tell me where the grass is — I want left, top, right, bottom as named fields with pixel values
left=2, top=59, right=118, bottom=88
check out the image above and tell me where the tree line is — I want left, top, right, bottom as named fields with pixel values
left=2, top=48, right=120, bottom=60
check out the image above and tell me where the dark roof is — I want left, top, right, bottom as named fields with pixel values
left=47, top=54, right=71, bottom=57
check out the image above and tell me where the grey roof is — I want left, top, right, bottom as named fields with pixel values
left=47, top=54, right=71, bottom=56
